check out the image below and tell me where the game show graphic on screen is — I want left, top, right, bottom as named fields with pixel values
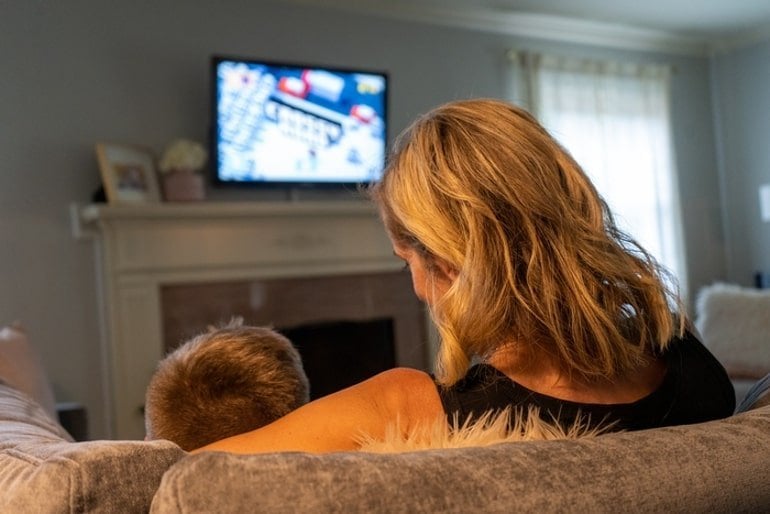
left=212, top=56, right=388, bottom=187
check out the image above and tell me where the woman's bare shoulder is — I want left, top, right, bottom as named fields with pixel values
left=357, top=367, right=441, bottom=416
left=373, top=367, right=436, bottom=389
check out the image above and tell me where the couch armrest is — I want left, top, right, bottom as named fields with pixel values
left=1, top=383, right=186, bottom=512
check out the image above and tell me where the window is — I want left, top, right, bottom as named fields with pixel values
left=507, top=52, right=687, bottom=295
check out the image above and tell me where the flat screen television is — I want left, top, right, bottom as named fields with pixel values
left=211, top=55, right=388, bottom=189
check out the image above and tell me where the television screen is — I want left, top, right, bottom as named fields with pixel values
left=211, top=56, right=388, bottom=188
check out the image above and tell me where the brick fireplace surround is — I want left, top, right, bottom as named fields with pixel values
left=78, top=201, right=433, bottom=440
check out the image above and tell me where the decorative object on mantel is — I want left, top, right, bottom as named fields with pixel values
left=95, top=143, right=161, bottom=205
left=158, top=139, right=208, bottom=202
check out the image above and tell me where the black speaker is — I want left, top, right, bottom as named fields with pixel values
left=57, top=402, right=89, bottom=441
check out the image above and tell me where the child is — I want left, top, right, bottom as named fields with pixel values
left=144, top=319, right=309, bottom=451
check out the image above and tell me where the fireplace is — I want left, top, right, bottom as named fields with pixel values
left=78, top=201, right=434, bottom=439
left=161, top=272, right=426, bottom=399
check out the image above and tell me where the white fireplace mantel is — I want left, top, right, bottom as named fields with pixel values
left=77, top=201, right=410, bottom=439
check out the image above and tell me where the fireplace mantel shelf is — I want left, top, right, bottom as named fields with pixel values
left=77, top=200, right=397, bottom=279
left=77, top=200, right=412, bottom=439
left=80, top=200, right=379, bottom=223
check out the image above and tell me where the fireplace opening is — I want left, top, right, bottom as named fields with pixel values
left=280, top=318, right=396, bottom=399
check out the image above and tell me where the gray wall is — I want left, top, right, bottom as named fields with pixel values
left=0, top=0, right=730, bottom=438
left=711, top=39, right=770, bottom=286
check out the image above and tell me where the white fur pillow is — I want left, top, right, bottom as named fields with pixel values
left=0, top=324, right=57, bottom=420
left=356, top=407, right=606, bottom=453
left=695, top=283, right=770, bottom=378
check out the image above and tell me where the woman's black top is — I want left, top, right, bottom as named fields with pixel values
left=434, top=331, right=735, bottom=431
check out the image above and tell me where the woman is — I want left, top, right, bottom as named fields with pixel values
left=197, top=99, right=734, bottom=454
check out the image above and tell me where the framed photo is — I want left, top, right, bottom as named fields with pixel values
left=95, top=143, right=161, bottom=204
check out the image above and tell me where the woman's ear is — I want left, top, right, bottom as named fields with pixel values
left=434, top=258, right=459, bottom=282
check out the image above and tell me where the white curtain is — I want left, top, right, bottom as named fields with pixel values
left=507, top=52, right=687, bottom=296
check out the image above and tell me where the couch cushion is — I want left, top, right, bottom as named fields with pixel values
left=695, top=283, right=770, bottom=378
left=0, top=384, right=186, bottom=513
left=151, top=406, right=770, bottom=513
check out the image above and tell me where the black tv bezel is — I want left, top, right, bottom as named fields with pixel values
left=209, top=54, right=389, bottom=191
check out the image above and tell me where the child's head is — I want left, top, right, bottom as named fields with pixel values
left=144, top=319, right=309, bottom=451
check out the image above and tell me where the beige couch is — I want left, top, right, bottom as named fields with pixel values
left=2, top=325, right=769, bottom=513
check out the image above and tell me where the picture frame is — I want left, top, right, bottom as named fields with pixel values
left=95, top=143, right=161, bottom=204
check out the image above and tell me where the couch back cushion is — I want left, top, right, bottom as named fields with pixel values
left=151, top=405, right=770, bottom=513
left=0, top=384, right=186, bottom=513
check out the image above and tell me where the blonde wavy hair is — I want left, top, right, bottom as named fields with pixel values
left=370, top=98, right=682, bottom=387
